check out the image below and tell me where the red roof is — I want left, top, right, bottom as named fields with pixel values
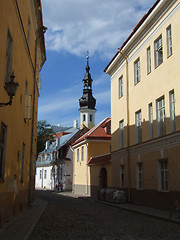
left=87, top=153, right=111, bottom=166
left=72, top=118, right=111, bottom=146
left=104, top=0, right=161, bottom=72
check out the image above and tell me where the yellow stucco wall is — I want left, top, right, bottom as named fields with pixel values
left=110, top=0, right=180, bottom=151
left=0, top=0, right=45, bottom=223
left=73, top=140, right=111, bottom=196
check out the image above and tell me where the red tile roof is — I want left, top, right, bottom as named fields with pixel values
left=72, top=118, right=111, bottom=146
left=87, top=153, right=111, bottom=166
left=104, top=0, right=161, bottom=73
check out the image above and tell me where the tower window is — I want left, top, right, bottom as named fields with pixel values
left=90, top=114, right=92, bottom=122
left=83, top=114, right=86, bottom=122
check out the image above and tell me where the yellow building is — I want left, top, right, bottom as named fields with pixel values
left=0, top=0, right=46, bottom=223
left=72, top=118, right=111, bottom=197
left=105, top=0, right=180, bottom=210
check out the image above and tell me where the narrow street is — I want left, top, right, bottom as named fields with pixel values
left=29, top=190, right=180, bottom=240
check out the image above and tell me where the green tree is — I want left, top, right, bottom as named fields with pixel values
left=37, top=120, right=55, bottom=155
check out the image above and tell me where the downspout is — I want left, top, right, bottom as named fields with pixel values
left=118, top=49, right=131, bottom=203
left=86, top=143, right=88, bottom=195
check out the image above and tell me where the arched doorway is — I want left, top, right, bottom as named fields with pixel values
left=99, top=168, right=107, bottom=189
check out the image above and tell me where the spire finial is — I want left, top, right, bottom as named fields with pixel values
left=86, top=50, right=89, bottom=60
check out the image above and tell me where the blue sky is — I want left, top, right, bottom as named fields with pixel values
left=39, top=0, right=155, bottom=127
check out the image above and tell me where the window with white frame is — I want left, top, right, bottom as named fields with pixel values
left=148, top=103, right=153, bottom=139
left=119, top=75, right=123, bottom=98
left=166, top=25, right=172, bottom=57
left=169, top=90, right=175, bottom=132
left=158, top=160, right=168, bottom=191
left=44, top=170, right=47, bottom=179
left=134, top=58, right=140, bottom=84
left=136, top=162, right=143, bottom=190
left=40, top=170, right=42, bottom=179
left=5, top=31, right=13, bottom=83
left=0, top=122, right=7, bottom=181
left=119, top=120, right=124, bottom=149
left=81, top=146, right=84, bottom=161
left=90, top=114, right=92, bottom=122
left=120, top=165, right=125, bottom=188
left=154, top=35, right=163, bottom=67
left=147, top=46, right=151, bottom=74
left=135, top=110, right=142, bottom=143
left=77, top=148, right=79, bottom=162
left=156, top=97, right=166, bottom=137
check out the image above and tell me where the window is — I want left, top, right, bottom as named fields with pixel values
left=44, top=170, right=47, bottom=179
left=154, top=35, right=163, bottom=67
left=83, top=114, right=86, bottom=122
left=166, top=25, right=172, bottom=57
left=0, top=122, right=7, bottom=181
left=135, top=110, right=142, bottom=143
left=158, top=160, right=168, bottom=191
left=81, top=146, right=84, bottom=161
left=119, top=75, right=123, bottom=98
left=77, top=148, right=79, bottom=162
left=136, top=163, right=143, bottom=189
left=21, top=143, right=25, bottom=182
left=5, top=31, right=13, bottom=83
left=90, top=114, right=92, bottom=122
left=156, top=97, right=166, bottom=137
left=24, top=82, right=32, bottom=120
left=148, top=103, right=153, bottom=139
left=27, top=18, right=31, bottom=48
left=169, top=90, right=175, bottom=132
left=147, top=47, right=151, bottom=74
left=40, top=170, right=42, bottom=179
left=134, top=58, right=140, bottom=84
left=120, top=165, right=124, bottom=188
left=119, top=120, right=124, bottom=149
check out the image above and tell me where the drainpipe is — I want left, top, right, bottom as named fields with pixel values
left=29, top=27, right=46, bottom=206
left=118, top=49, right=131, bottom=203
left=86, top=143, right=88, bottom=195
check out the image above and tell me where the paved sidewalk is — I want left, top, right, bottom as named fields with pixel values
left=0, top=198, right=48, bottom=240
left=0, top=191, right=179, bottom=240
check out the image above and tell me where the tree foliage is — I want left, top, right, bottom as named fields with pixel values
left=37, top=120, right=55, bottom=155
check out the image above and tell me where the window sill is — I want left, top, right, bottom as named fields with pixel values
left=158, top=190, right=169, bottom=193
left=134, top=81, right=140, bottom=86
left=167, top=53, right=172, bottom=59
left=155, top=61, right=163, bottom=69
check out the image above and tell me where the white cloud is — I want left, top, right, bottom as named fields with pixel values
left=42, top=0, right=155, bottom=59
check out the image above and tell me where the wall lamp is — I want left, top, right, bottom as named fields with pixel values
left=0, top=72, right=19, bottom=107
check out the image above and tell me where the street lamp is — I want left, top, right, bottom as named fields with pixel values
left=0, top=72, right=19, bottom=107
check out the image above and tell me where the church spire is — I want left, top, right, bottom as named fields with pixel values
left=79, top=52, right=96, bottom=129
left=83, top=51, right=93, bottom=90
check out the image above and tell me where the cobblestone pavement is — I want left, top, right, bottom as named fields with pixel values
left=29, top=191, right=180, bottom=240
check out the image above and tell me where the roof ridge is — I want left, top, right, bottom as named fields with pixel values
left=87, top=117, right=109, bottom=136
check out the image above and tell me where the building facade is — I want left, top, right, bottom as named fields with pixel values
left=36, top=127, right=89, bottom=191
left=105, top=0, right=180, bottom=210
left=72, top=118, right=111, bottom=197
left=0, top=0, right=46, bottom=223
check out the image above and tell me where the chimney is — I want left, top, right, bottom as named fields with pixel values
left=45, top=140, right=50, bottom=149
left=56, top=137, right=60, bottom=148
left=74, top=120, right=78, bottom=129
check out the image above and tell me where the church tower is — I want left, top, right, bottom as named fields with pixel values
left=79, top=52, right=96, bottom=129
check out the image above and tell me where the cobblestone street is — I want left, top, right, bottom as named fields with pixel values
left=29, top=191, right=180, bottom=240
